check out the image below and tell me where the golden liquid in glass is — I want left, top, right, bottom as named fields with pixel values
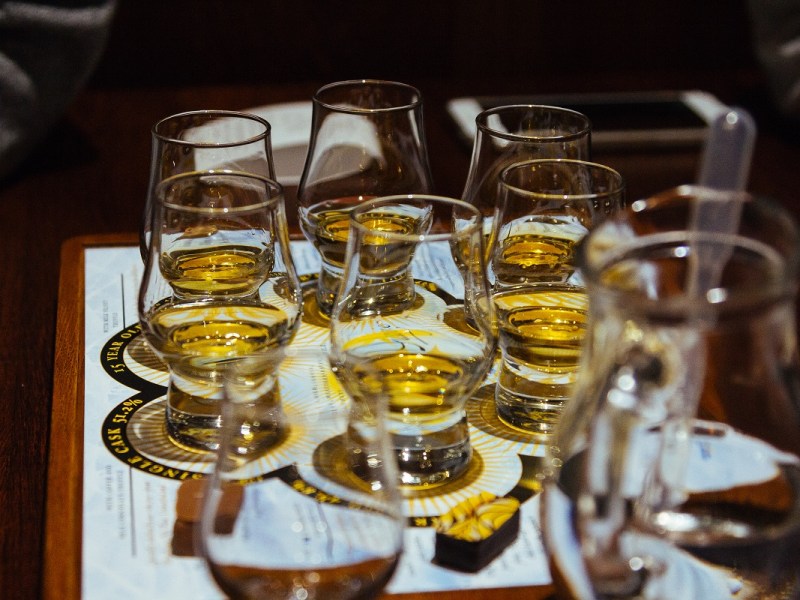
left=147, top=303, right=294, bottom=365
left=498, top=304, right=587, bottom=372
left=299, top=197, right=366, bottom=266
left=300, top=199, right=421, bottom=270
left=211, top=555, right=399, bottom=600
left=343, top=352, right=480, bottom=422
left=144, top=302, right=296, bottom=451
left=160, top=243, right=273, bottom=297
left=494, top=233, right=578, bottom=283
left=494, top=287, right=588, bottom=432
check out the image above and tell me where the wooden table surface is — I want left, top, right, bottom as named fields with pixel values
left=2, top=72, right=799, bottom=599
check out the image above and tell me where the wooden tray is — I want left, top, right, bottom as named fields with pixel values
left=45, top=233, right=138, bottom=600
left=43, top=233, right=555, bottom=600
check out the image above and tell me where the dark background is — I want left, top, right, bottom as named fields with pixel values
left=79, top=0, right=792, bottom=218
left=91, top=0, right=760, bottom=91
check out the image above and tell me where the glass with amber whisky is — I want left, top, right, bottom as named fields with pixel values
left=138, top=170, right=302, bottom=452
left=328, top=195, right=496, bottom=487
left=140, top=110, right=275, bottom=260
left=297, top=80, right=433, bottom=317
left=491, top=158, right=624, bottom=435
left=462, top=104, right=591, bottom=261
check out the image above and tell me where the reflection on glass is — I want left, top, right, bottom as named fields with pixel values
left=329, top=195, right=496, bottom=488
left=297, top=79, right=433, bottom=317
left=200, top=351, right=404, bottom=600
left=544, top=187, right=800, bottom=599
left=140, top=110, right=275, bottom=260
left=138, top=171, right=301, bottom=452
left=462, top=104, right=591, bottom=261
left=490, top=158, right=625, bottom=435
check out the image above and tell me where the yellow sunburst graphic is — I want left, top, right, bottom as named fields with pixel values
left=111, top=278, right=553, bottom=519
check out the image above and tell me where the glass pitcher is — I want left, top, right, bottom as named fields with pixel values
left=542, top=185, right=800, bottom=599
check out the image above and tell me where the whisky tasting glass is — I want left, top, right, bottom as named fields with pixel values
left=491, top=159, right=625, bottom=435
left=200, top=352, right=404, bottom=600
left=297, top=79, right=434, bottom=317
left=138, top=170, right=302, bottom=452
left=543, top=187, right=800, bottom=599
left=328, top=195, right=496, bottom=488
left=140, top=110, right=275, bottom=260
left=462, top=104, right=592, bottom=260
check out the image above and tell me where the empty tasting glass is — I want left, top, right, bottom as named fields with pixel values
left=462, top=104, right=592, bottom=260
left=139, top=110, right=276, bottom=260
left=297, top=79, right=433, bottom=318
left=490, top=158, right=625, bottom=435
left=200, top=352, right=404, bottom=600
left=328, top=195, right=496, bottom=487
left=543, top=187, right=800, bottom=599
left=138, top=171, right=302, bottom=452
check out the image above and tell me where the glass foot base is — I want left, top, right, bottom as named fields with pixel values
left=395, top=439, right=472, bottom=488
left=166, top=407, right=221, bottom=453
left=494, top=385, right=565, bottom=435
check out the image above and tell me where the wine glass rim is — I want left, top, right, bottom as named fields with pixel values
left=349, top=194, right=483, bottom=241
left=156, top=170, right=284, bottom=213
left=499, top=158, right=625, bottom=202
left=313, top=79, right=423, bottom=114
left=476, top=104, right=592, bottom=142
left=577, top=185, right=800, bottom=308
left=152, top=110, right=271, bottom=147
left=580, top=228, right=795, bottom=310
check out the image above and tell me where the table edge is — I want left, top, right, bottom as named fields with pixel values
left=43, top=233, right=138, bottom=600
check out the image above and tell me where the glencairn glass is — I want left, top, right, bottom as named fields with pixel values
left=462, top=105, right=591, bottom=259
left=328, top=195, right=496, bottom=487
left=140, top=110, right=275, bottom=259
left=490, top=158, right=625, bottom=434
left=200, top=352, right=404, bottom=600
left=543, top=187, right=800, bottom=599
left=138, top=170, right=301, bottom=452
left=297, top=79, right=433, bottom=317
